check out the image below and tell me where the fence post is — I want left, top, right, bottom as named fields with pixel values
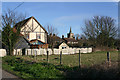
left=27, top=50, right=28, bottom=55
left=60, top=51, right=62, bottom=65
left=35, top=50, right=37, bottom=61
left=47, top=50, right=49, bottom=63
left=16, top=49, right=17, bottom=56
left=107, top=52, right=110, bottom=67
left=31, top=49, right=32, bottom=55
left=79, top=50, right=81, bottom=68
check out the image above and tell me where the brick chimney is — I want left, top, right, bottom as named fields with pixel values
left=73, top=36, right=75, bottom=39
left=53, top=34, right=55, bottom=36
left=50, top=33, right=52, bottom=36
left=62, top=35, right=64, bottom=39
left=76, top=37, right=78, bottom=40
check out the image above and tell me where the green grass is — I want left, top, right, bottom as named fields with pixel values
left=19, top=51, right=118, bottom=67
left=2, top=51, right=119, bottom=79
left=2, top=56, right=64, bottom=79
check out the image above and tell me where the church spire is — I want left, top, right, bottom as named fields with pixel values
left=67, top=27, right=74, bottom=38
left=70, top=27, right=72, bottom=33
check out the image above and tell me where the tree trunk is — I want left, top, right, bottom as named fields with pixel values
left=9, top=45, right=14, bottom=56
left=52, top=47, right=54, bottom=54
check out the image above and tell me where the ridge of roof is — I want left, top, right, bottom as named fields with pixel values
left=31, top=16, right=48, bottom=33
left=14, top=16, right=48, bottom=34
left=14, top=17, right=31, bottom=28
left=63, top=38, right=78, bottom=42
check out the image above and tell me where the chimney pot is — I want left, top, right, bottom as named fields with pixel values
left=62, top=35, right=64, bottom=38
left=53, top=34, right=55, bottom=36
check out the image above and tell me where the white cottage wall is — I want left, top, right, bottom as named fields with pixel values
left=20, top=17, right=47, bottom=43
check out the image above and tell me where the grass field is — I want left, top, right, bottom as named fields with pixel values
left=2, top=51, right=119, bottom=79
left=18, top=51, right=118, bottom=67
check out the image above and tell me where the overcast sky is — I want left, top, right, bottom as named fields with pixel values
left=2, top=2, right=118, bottom=37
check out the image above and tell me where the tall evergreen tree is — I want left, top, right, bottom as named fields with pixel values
left=1, top=9, right=26, bottom=55
left=2, top=24, right=20, bottom=55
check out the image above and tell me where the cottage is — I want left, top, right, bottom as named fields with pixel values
left=15, top=16, right=48, bottom=43
left=59, top=42, right=69, bottom=50
left=14, top=16, right=48, bottom=49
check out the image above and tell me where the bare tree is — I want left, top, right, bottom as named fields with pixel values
left=74, top=34, right=80, bottom=40
left=2, top=9, right=26, bottom=28
left=75, top=34, right=87, bottom=40
left=46, top=25, right=58, bottom=35
left=75, top=34, right=89, bottom=47
left=1, top=9, right=27, bottom=55
left=45, top=25, right=58, bottom=54
left=83, top=16, right=117, bottom=48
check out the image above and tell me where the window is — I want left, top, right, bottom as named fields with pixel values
left=45, top=34, right=47, bottom=43
left=37, top=34, right=41, bottom=39
left=62, top=46, right=66, bottom=49
left=33, top=42, right=36, bottom=45
left=26, top=34, right=29, bottom=39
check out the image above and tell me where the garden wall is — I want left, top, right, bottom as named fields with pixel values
left=14, top=47, right=92, bottom=55
left=0, top=49, right=6, bottom=57
left=0, top=47, right=92, bottom=56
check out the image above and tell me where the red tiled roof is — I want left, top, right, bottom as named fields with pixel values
left=30, top=39, right=46, bottom=44
left=64, top=38, right=78, bottom=42
left=50, top=35, right=64, bottom=41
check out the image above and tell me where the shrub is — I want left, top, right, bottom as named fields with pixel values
left=3, top=56, right=64, bottom=78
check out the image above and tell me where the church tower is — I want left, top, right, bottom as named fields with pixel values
left=67, top=27, right=74, bottom=38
